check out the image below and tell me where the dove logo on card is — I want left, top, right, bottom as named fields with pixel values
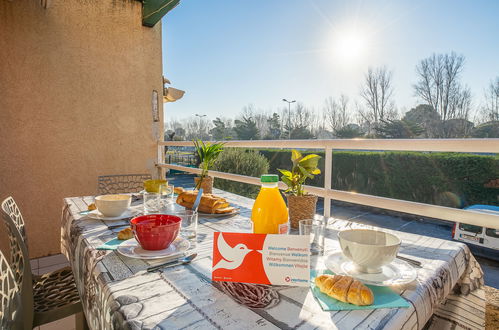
left=212, top=232, right=270, bottom=284
left=212, top=233, right=256, bottom=271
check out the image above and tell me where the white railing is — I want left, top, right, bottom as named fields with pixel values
left=157, top=139, right=499, bottom=229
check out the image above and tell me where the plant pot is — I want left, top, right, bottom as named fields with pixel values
left=286, top=194, right=318, bottom=229
left=194, top=176, right=213, bottom=194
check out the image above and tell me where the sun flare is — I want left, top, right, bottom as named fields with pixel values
left=331, top=29, right=367, bottom=64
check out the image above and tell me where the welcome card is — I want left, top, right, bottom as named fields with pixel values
left=212, top=232, right=311, bottom=287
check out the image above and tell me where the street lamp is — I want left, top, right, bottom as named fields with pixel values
left=282, top=99, right=296, bottom=139
left=195, top=114, right=207, bottom=140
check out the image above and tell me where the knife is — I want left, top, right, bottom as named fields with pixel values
left=147, top=253, right=198, bottom=272
left=192, top=188, right=203, bottom=212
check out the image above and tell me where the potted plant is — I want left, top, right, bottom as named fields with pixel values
left=193, top=139, right=225, bottom=194
left=278, top=150, right=321, bottom=229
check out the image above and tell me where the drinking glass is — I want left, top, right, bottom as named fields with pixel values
left=299, top=219, right=326, bottom=255
left=158, top=183, right=175, bottom=212
left=143, top=191, right=160, bottom=214
left=174, top=209, right=198, bottom=239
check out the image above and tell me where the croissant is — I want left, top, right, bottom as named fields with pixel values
left=117, top=227, right=133, bottom=240
left=315, top=274, right=374, bottom=306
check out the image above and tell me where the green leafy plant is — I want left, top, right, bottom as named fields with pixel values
left=278, top=149, right=321, bottom=196
left=193, top=139, right=225, bottom=189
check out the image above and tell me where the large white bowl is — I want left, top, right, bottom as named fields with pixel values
left=95, top=194, right=131, bottom=217
left=338, top=229, right=401, bottom=274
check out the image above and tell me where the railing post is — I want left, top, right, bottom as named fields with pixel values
left=324, top=146, right=332, bottom=219
left=157, top=141, right=166, bottom=179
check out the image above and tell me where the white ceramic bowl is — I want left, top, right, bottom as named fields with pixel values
left=95, top=194, right=131, bottom=217
left=338, top=229, right=401, bottom=274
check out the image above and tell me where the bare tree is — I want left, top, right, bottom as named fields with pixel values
left=323, top=95, right=350, bottom=134
left=413, top=52, right=469, bottom=121
left=360, top=66, right=395, bottom=124
left=481, top=77, right=499, bottom=122
left=184, top=116, right=211, bottom=140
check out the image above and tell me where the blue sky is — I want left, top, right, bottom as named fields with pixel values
left=161, top=0, right=499, bottom=120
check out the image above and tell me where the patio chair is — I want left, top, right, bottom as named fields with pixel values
left=98, top=173, right=152, bottom=194
left=0, top=249, right=22, bottom=329
left=1, top=197, right=85, bottom=329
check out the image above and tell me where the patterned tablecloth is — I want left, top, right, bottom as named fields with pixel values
left=61, top=190, right=485, bottom=330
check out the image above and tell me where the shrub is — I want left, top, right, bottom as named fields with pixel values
left=212, top=148, right=269, bottom=198
left=259, top=149, right=498, bottom=207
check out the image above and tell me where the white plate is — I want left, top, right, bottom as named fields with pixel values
left=86, top=208, right=140, bottom=221
left=117, top=237, right=190, bottom=260
left=325, top=251, right=417, bottom=286
left=197, top=208, right=240, bottom=218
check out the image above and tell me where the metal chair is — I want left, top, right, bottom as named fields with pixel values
left=97, top=173, right=152, bottom=194
left=0, top=249, right=22, bottom=329
left=1, top=197, right=84, bottom=329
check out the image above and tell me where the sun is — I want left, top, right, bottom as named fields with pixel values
left=331, top=29, right=367, bottom=63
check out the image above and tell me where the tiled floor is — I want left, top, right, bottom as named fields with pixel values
left=31, top=254, right=77, bottom=330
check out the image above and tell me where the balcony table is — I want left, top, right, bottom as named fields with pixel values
left=61, top=189, right=485, bottom=330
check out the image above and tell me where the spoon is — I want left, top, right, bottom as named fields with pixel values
left=147, top=253, right=198, bottom=272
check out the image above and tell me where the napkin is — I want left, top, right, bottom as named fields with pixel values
left=310, top=269, right=410, bottom=311
left=97, top=238, right=124, bottom=250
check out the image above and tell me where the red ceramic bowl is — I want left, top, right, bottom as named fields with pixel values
left=130, top=214, right=181, bottom=250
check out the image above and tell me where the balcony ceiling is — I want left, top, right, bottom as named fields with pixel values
left=141, top=0, right=180, bottom=27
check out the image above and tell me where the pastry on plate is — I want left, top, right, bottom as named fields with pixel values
left=315, top=274, right=374, bottom=306
left=87, top=203, right=97, bottom=211
left=117, top=227, right=133, bottom=240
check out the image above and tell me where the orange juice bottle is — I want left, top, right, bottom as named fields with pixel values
left=251, top=175, right=289, bottom=234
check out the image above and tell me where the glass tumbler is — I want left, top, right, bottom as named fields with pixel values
left=299, top=219, right=326, bottom=255
left=158, top=183, right=175, bottom=212
left=174, top=209, right=198, bottom=239
left=143, top=191, right=160, bottom=214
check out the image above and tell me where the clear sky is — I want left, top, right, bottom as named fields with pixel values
left=161, top=0, right=499, bottom=120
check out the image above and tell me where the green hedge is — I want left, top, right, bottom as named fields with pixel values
left=258, top=150, right=498, bottom=208
left=212, top=148, right=269, bottom=199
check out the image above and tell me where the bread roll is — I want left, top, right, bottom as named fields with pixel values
left=315, top=274, right=374, bottom=306
left=176, top=191, right=235, bottom=214
left=174, top=187, right=185, bottom=195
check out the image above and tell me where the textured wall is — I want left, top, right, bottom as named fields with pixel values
left=0, top=0, right=164, bottom=258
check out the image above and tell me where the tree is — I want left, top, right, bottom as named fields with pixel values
left=185, top=116, right=211, bottom=140
left=234, top=116, right=259, bottom=140
left=323, top=95, right=350, bottom=135
left=210, top=117, right=234, bottom=140
left=403, top=104, right=441, bottom=137
left=375, top=119, right=424, bottom=138
left=360, top=66, right=395, bottom=124
left=282, top=102, right=314, bottom=139
left=471, top=121, right=499, bottom=138
left=413, top=52, right=470, bottom=122
left=335, top=124, right=364, bottom=138
left=265, top=112, right=282, bottom=139
left=481, top=77, right=499, bottom=122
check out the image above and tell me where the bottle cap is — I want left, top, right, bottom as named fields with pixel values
left=261, top=174, right=279, bottom=183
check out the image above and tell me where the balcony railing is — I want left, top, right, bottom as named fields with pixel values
left=157, top=139, right=499, bottom=229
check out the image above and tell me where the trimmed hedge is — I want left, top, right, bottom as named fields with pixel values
left=212, top=148, right=269, bottom=199
left=259, top=150, right=498, bottom=208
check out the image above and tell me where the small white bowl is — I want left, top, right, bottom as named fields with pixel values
left=338, top=229, right=401, bottom=274
left=95, top=194, right=131, bottom=217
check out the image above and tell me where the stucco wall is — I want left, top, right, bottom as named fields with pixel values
left=0, top=0, right=164, bottom=258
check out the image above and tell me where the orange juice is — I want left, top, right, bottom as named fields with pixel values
left=251, top=175, right=289, bottom=234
